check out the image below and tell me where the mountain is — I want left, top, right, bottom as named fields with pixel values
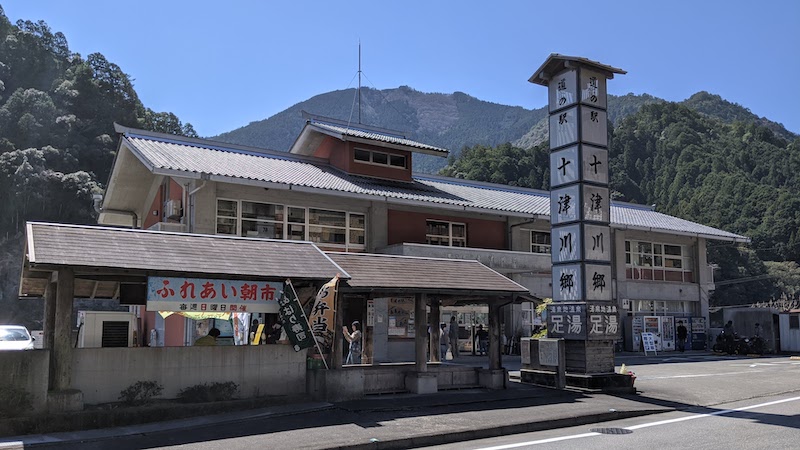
left=212, top=86, right=547, bottom=173
left=211, top=88, right=795, bottom=174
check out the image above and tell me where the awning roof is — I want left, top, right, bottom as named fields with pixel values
left=20, top=222, right=349, bottom=298
left=326, top=252, right=530, bottom=297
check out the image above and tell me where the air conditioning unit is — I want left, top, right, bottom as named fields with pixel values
left=77, top=311, right=137, bottom=348
left=148, top=222, right=187, bottom=233
left=164, top=199, right=182, bottom=219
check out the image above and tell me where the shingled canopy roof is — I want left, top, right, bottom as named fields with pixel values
left=20, top=222, right=349, bottom=299
left=326, top=252, right=530, bottom=298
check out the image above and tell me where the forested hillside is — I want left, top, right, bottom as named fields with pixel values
left=441, top=102, right=800, bottom=307
left=212, top=86, right=548, bottom=173
left=0, top=7, right=195, bottom=325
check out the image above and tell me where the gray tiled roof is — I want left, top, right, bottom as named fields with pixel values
left=122, top=131, right=748, bottom=242
left=327, top=252, right=529, bottom=294
left=25, top=222, right=349, bottom=280
left=308, top=121, right=448, bottom=155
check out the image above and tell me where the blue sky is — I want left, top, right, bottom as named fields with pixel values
left=4, top=1, right=799, bottom=137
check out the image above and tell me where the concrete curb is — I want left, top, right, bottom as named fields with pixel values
left=0, top=402, right=334, bottom=449
left=333, top=408, right=670, bottom=450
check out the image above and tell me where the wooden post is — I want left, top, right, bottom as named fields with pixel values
left=415, top=293, right=427, bottom=372
left=488, top=301, right=502, bottom=371
left=43, top=281, right=57, bottom=349
left=44, top=281, right=57, bottom=388
left=429, top=298, right=441, bottom=362
left=52, top=267, right=74, bottom=391
left=332, top=293, right=344, bottom=369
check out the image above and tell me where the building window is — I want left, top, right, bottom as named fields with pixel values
left=790, top=315, right=800, bottom=329
left=354, top=148, right=407, bottom=169
left=216, top=199, right=366, bottom=250
left=530, top=231, right=551, bottom=254
left=426, top=220, right=466, bottom=247
left=625, top=240, right=694, bottom=282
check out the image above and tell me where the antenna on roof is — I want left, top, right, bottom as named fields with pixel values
left=358, top=40, right=362, bottom=124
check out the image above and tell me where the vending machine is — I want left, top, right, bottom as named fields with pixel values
left=643, top=316, right=661, bottom=350
left=690, top=317, right=707, bottom=350
left=643, top=316, right=676, bottom=351
left=660, top=316, right=675, bottom=351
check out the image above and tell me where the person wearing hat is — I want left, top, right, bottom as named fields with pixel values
left=343, top=321, right=362, bottom=365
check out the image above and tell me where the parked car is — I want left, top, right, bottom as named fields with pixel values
left=0, top=325, right=35, bottom=350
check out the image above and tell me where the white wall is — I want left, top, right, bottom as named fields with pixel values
left=779, top=314, right=800, bottom=352
left=71, top=345, right=307, bottom=405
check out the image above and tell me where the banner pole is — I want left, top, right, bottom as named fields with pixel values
left=290, top=279, right=330, bottom=370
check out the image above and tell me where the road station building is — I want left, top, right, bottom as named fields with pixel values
left=12, top=113, right=747, bottom=410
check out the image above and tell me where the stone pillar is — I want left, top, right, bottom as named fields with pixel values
left=479, top=300, right=506, bottom=389
left=488, top=302, right=502, bottom=370
left=531, top=55, right=626, bottom=375
left=406, top=293, right=437, bottom=394
left=429, top=298, right=441, bottom=362
left=52, top=268, right=74, bottom=391
left=414, top=293, right=427, bottom=372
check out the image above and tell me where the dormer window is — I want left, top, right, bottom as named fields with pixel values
left=354, top=148, right=407, bottom=169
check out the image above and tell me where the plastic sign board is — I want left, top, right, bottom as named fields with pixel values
left=147, top=277, right=281, bottom=313
left=641, top=332, right=658, bottom=355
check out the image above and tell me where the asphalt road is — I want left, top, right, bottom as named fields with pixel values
left=425, top=392, right=800, bottom=449
left=20, top=353, right=800, bottom=450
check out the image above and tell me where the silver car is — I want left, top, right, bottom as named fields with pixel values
left=0, top=325, right=35, bottom=350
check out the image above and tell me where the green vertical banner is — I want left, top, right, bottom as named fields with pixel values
left=278, top=279, right=315, bottom=352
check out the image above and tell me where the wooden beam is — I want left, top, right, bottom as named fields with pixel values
left=415, top=293, right=427, bottom=372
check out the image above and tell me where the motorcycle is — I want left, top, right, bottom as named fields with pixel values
left=713, top=330, right=766, bottom=355
left=712, top=330, right=740, bottom=355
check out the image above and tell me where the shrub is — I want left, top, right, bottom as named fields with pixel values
left=178, top=382, right=239, bottom=403
left=118, top=381, right=163, bottom=406
left=0, top=386, right=33, bottom=418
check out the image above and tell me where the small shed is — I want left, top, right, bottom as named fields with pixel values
left=778, top=310, right=800, bottom=353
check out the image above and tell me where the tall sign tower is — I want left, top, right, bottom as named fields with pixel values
left=530, top=54, right=626, bottom=377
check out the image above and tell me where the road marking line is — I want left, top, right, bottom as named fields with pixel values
left=475, top=432, right=601, bottom=449
left=626, top=395, right=800, bottom=430
left=637, top=370, right=763, bottom=380
left=473, top=396, right=800, bottom=449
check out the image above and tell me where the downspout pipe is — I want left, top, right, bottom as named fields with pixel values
left=92, top=194, right=138, bottom=228
left=187, top=180, right=208, bottom=233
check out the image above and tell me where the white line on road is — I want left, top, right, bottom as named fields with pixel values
left=473, top=395, right=800, bottom=449
left=626, top=395, right=800, bottom=430
left=637, top=370, right=764, bottom=380
left=475, top=432, right=601, bottom=450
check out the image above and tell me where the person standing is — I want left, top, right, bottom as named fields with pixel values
left=476, top=324, right=489, bottom=356
left=448, top=316, right=460, bottom=359
left=440, top=323, right=449, bottom=361
left=676, top=321, right=688, bottom=352
left=343, top=321, right=362, bottom=365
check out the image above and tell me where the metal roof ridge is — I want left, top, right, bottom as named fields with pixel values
left=325, top=251, right=486, bottom=265
left=124, top=132, right=331, bottom=166
left=303, top=111, right=408, bottom=137
left=414, top=173, right=551, bottom=196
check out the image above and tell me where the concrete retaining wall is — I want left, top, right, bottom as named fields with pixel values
left=363, top=363, right=480, bottom=394
left=0, top=350, right=49, bottom=412
left=71, top=345, right=307, bottom=405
